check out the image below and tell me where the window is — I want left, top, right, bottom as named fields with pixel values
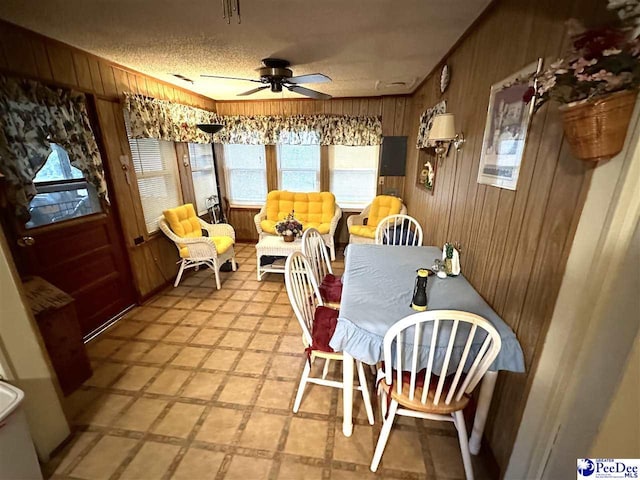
left=188, top=143, right=218, bottom=215
left=26, top=143, right=101, bottom=228
left=329, top=145, right=380, bottom=208
left=223, top=144, right=267, bottom=206
left=127, top=137, right=182, bottom=233
left=277, top=144, right=320, bottom=192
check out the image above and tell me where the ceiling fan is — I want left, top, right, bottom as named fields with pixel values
left=201, top=58, right=332, bottom=100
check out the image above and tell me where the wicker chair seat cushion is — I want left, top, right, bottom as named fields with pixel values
left=260, top=219, right=331, bottom=235
left=348, top=224, right=377, bottom=239
left=179, top=236, right=234, bottom=258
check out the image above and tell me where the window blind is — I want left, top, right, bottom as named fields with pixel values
left=127, top=136, right=182, bottom=233
left=277, top=144, right=320, bottom=192
left=188, top=143, right=217, bottom=215
left=223, top=144, right=267, bottom=206
left=329, top=145, right=379, bottom=208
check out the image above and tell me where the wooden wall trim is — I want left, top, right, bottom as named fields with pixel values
left=214, top=93, right=412, bottom=105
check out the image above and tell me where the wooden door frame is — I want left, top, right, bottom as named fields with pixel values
left=83, top=94, right=137, bottom=305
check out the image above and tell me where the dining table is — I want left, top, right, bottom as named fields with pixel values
left=329, top=244, right=525, bottom=454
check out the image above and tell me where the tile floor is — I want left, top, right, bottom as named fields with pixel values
left=45, top=243, right=491, bottom=480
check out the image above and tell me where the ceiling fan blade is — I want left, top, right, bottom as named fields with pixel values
left=287, top=73, right=332, bottom=84
left=200, top=74, right=262, bottom=83
left=286, top=85, right=332, bottom=100
left=237, top=85, right=270, bottom=96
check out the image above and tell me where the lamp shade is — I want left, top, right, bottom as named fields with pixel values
left=197, top=123, right=224, bottom=134
left=428, top=114, right=456, bottom=141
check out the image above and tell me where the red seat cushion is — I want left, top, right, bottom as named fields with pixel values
left=319, top=274, right=342, bottom=304
left=311, top=306, right=339, bottom=352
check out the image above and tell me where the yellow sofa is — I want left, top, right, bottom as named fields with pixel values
left=159, top=203, right=236, bottom=289
left=254, top=191, right=342, bottom=260
left=347, top=195, right=407, bottom=244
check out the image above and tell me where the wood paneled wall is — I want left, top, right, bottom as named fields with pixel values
left=0, top=20, right=216, bottom=299
left=216, top=97, right=411, bottom=242
left=402, top=0, right=609, bottom=471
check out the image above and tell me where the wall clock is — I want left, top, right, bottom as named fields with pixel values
left=440, top=64, right=450, bottom=94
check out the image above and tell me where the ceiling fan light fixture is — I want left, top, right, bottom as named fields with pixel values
left=197, top=123, right=224, bottom=134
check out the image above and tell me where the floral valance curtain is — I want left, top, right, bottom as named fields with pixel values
left=0, top=75, right=108, bottom=220
left=215, top=114, right=382, bottom=146
left=124, top=93, right=220, bottom=144
left=124, top=93, right=382, bottom=146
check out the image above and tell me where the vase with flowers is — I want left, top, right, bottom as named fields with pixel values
left=275, top=211, right=303, bottom=242
left=526, top=1, right=640, bottom=161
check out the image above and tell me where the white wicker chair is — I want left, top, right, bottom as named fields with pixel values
left=159, top=216, right=237, bottom=289
left=347, top=198, right=407, bottom=245
left=254, top=200, right=341, bottom=261
left=370, top=310, right=502, bottom=478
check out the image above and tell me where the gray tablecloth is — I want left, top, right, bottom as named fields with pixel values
left=329, top=245, right=525, bottom=373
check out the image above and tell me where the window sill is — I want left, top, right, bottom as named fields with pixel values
left=230, top=205, right=262, bottom=210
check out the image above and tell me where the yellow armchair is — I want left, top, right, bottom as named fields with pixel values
left=347, top=195, right=407, bottom=244
left=159, top=204, right=236, bottom=289
left=254, top=191, right=342, bottom=260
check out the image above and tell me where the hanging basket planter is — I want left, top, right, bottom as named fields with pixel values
left=559, top=89, right=638, bottom=162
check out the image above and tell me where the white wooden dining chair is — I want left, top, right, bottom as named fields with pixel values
left=284, top=252, right=374, bottom=424
left=301, top=227, right=341, bottom=311
left=374, top=214, right=423, bottom=246
left=370, top=310, right=502, bottom=479
left=301, top=227, right=333, bottom=286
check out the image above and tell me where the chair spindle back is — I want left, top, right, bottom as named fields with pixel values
left=285, top=252, right=324, bottom=346
left=301, top=227, right=333, bottom=286
left=383, top=310, right=501, bottom=405
left=375, top=214, right=424, bottom=246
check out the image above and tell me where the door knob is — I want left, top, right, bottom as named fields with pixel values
left=17, top=236, right=35, bottom=247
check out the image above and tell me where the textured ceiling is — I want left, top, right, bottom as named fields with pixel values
left=0, top=0, right=491, bottom=100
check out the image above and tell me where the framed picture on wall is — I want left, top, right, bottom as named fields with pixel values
left=417, top=154, right=437, bottom=195
left=477, top=59, right=542, bottom=190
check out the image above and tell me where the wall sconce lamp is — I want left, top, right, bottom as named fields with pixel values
left=428, top=113, right=465, bottom=162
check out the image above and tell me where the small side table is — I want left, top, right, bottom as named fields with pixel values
left=255, top=236, right=302, bottom=281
